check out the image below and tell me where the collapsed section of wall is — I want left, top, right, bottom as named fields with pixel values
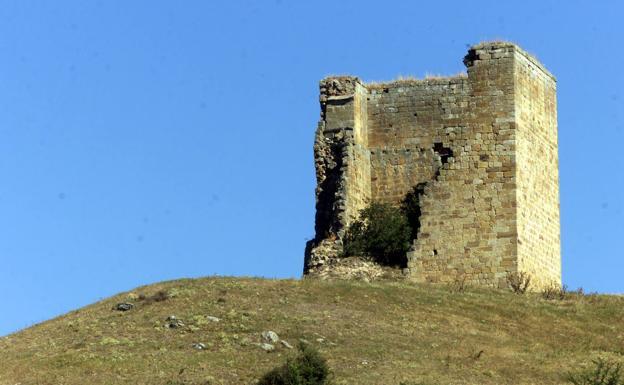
left=304, top=77, right=370, bottom=272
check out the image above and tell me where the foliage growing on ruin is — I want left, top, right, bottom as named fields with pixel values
left=342, top=202, right=412, bottom=267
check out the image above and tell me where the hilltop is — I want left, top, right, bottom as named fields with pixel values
left=1, top=277, right=623, bottom=384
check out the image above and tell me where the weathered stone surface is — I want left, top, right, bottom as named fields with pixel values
left=305, top=42, right=560, bottom=290
left=261, top=331, right=279, bottom=343
left=258, top=343, right=275, bottom=352
left=165, top=315, right=185, bottom=329
left=114, top=303, right=134, bottom=311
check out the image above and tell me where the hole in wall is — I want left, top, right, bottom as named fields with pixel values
left=433, top=142, right=454, bottom=164
left=433, top=249, right=438, bottom=256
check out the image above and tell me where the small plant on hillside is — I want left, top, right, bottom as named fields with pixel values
left=566, top=358, right=623, bottom=385
left=542, top=283, right=568, bottom=300
left=342, top=202, right=412, bottom=267
left=506, top=271, right=531, bottom=294
left=449, top=275, right=468, bottom=293
left=258, top=342, right=331, bottom=385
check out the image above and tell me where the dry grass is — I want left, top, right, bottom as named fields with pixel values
left=506, top=271, right=532, bottom=294
left=366, top=72, right=467, bottom=89
left=1, top=277, right=624, bottom=385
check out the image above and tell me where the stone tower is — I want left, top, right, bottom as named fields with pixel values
left=304, top=42, right=560, bottom=289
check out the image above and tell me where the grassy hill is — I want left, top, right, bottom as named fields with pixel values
left=1, top=277, right=623, bottom=385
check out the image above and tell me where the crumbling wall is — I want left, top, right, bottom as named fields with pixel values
left=305, top=77, right=370, bottom=272
left=305, top=42, right=560, bottom=289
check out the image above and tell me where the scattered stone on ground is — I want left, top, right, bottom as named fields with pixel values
left=306, top=256, right=406, bottom=282
left=206, top=316, right=220, bottom=322
left=192, top=343, right=206, bottom=350
left=280, top=340, right=293, bottom=349
left=114, top=303, right=134, bottom=311
left=258, top=343, right=274, bottom=352
left=165, top=315, right=185, bottom=328
left=261, top=330, right=279, bottom=343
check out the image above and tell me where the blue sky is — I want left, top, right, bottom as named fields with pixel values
left=0, top=0, right=622, bottom=336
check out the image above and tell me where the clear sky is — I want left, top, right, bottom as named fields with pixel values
left=1, top=0, right=622, bottom=336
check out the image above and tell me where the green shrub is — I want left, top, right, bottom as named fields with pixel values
left=566, top=358, right=623, bottom=385
left=258, top=342, right=331, bottom=385
left=342, top=202, right=412, bottom=267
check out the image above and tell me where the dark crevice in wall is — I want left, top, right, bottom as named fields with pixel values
left=402, top=182, right=428, bottom=240
left=432, top=142, right=453, bottom=178
left=405, top=143, right=455, bottom=244
left=314, top=139, right=345, bottom=240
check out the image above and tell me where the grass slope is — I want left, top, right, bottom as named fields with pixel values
left=1, top=277, right=623, bottom=385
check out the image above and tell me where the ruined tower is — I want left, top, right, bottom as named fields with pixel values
left=304, top=42, right=560, bottom=289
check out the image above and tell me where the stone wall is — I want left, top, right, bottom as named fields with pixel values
left=367, top=78, right=469, bottom=205
left=305, top=42, right=561, bottom=289
left=513, top=49, right=561, bottom=288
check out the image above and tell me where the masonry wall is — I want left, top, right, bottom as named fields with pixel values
left=312, top=78, right=371, bottom=241
left=347, top=83, right=372, bottom=225
left=405, top=45, right=518, bottom=287
left=514, top=51, right=561, bottom=288
left=367, top=78, right=469, bottom=204
left=305, top=42, right=560, bottom=289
